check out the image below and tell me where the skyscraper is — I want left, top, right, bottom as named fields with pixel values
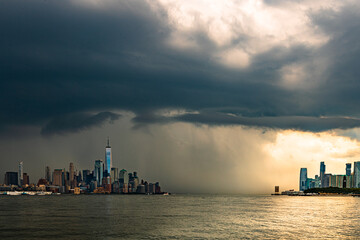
left=320, top=162, right=326, bottom=187
left=69, top=162, right=74, bottom=187
left=354, top=162, right=360, bottom=188
left=299, top=168, right=307, bottom=191
left=53, top=169, right=63, bottom=186
left=45, top=166, right=51, bottom=184
left=346, top=163, right=352, bottom=176
left=111, top=167, right=119, bottom=184
left=18, top=161, right=23, bottom=186
left=5, top=172, right=18, bottom=185
left=105, top=138, right=112, bottom=176
left=119, top=169, right=128, bottom=184
left=94, top=159, right=104, bottom=187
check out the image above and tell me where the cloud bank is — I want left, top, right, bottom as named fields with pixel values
left=1, top=0, right=360, bottom=134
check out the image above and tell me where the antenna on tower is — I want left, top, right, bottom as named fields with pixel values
left=107, top=136, right=110, bottom=147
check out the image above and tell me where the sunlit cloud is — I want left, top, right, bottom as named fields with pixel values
left=149, top=0, right=339, bottom=69
left=264, top=130, right=360, bottom=179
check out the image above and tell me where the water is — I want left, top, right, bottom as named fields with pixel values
left=0, top=194, right=359, bottom=239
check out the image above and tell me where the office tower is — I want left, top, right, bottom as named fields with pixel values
left=132, top=172, right=139, bottom=192
left=111, top=168, right=119, bottom=184
left=299, top=168, right=307, bottom=191
left=354, top=162, right=360, bottom=188
left=320, top=161, right=325, bottom=187
left=105, top=137, right=112, bottom=176
left=323, top=174, right=331, bottom=188
left=18, top=161, right=23, bottom=186
left=45, top=166, right=51, bottom=183
left=119, top=169, right=128, bottom=185
left=77, top=171, right=82, bottom=183
left=23, top=173, right=29, bottom=185
left=53, top=169, right=63, bottom=186
left=346, top=175, right=353, bottom=188
left=5, top=172, right=18, bottom=185
left=155, top=182, right=161, bottom=194
left=346, top=163, right=352, bottom=176
left=82, top=170, right=90, bottom=184
left=69, top=163, right=74, bottom=183
left=149, top=183, right=155, bottom=194
left=94, top=159, right=104, bottom=186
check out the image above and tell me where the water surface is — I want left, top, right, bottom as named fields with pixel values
left=0, top=194, right=359, bottom=239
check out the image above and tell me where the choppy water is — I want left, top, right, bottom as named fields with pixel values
left=0, top=194, right=359, bottom=239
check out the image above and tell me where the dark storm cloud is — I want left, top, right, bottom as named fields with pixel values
left=1, top=0, right=360, bottom=135
left=40, top=111, right=121, bottom=136
left=132, top=111, right=360, bottom=132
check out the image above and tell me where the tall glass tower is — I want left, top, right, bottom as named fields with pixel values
left=346, top=163, right=352, bottom=176
left=299, top=168, right=307, bottom=191
left=105, top=137, right=112, bottom=176
left=94, top=160, right=103, bottom=186
left=354, top=162, right=360, bottom=188
left=320, top=161, right=326, bottom=187
left=18, top=161, right=23, bottom=186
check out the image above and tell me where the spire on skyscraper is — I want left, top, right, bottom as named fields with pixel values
left=107, top=136, right=110, bottom=147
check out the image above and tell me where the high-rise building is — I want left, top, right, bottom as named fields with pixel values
left=354, top=161, right=360, bottom=188
left=320, top=162, right=326, bottom=187
left=5, top=172, right=18, bottom=185
left=23, top=173, right=29, bottom=185
left=45, top=166, right=51, bottom=184
left=346, top=163, right=352, bottom=176
left=53, top=169, right=63, bottom=186
left=323, top=174, right=331, bottom=188
left=105, top=138, right=112, bottom=176
left=299, top=168, right=307, bottom=191
left=18, top=161, right=23, bottom=186
left=94, top=159, right=104, bottom=186
left=69, top=163, right=74, bottom=183
left=119, top=169, right=128, bottom=184
left=111, top=167, right=119, bottom=184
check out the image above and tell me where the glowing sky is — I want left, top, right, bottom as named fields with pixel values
left=1, top=0, right=360, bottom=192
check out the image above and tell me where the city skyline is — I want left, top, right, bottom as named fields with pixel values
left=2, top=138, right=163, bottom=195
left=2, top=0, right=360, bottom=193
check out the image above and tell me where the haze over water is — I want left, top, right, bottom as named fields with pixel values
left=0, top=194, right=358, bottom=239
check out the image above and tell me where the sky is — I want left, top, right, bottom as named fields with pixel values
left=1, top=0, right=360, bottom=193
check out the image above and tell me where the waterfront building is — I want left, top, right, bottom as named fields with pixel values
left=155, top=182, right=161, bottom=193
left=5, top=172, right=18, bottom=185
left=149, top=183, right=155, bottom=194
left=354, top=161, right=360, bottom=188
left=94, top=159, right=104, bottom=187
left=18, top=161, right=23, bottom=186
left=329, top=175, right=338, bottom=187
left=69, top=163, right=74, bottom=185
left=346, top=175, right=353, bottom=188
left=45, top=166, right=51, bottom=184
left=323, top=174, right=331, bottom=188
left=306, top=178, right=320, bottom=189
left=299, top=168, right=307, bottom=191
left=334, top=175, right=345, bottom=188
left=111, top=167, right=119, bottom=184
left=346, top=163, right=352, bottom=176
left=119, top=169, right=128, bottom=185
left=320, top=161, right=326, bottom=187
left=105, top=138, right=112, bottom=176
left=82, top=170, right=90, bottom=184
left=23, top=173, right=29, bottom=185
left=137, top=184, right=145, bottom=194
left=53, top=169, right=63, bottom=186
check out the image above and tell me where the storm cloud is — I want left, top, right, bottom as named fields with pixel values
left=1, top=0, right=360, bottom=134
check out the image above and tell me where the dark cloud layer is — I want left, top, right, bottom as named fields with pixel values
left=41, top=111, right=121, bottom=136
left=1, top=0, right=360, bottom=135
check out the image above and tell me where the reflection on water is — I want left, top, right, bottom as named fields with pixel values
left=0, top=195, right=359, bottom=239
